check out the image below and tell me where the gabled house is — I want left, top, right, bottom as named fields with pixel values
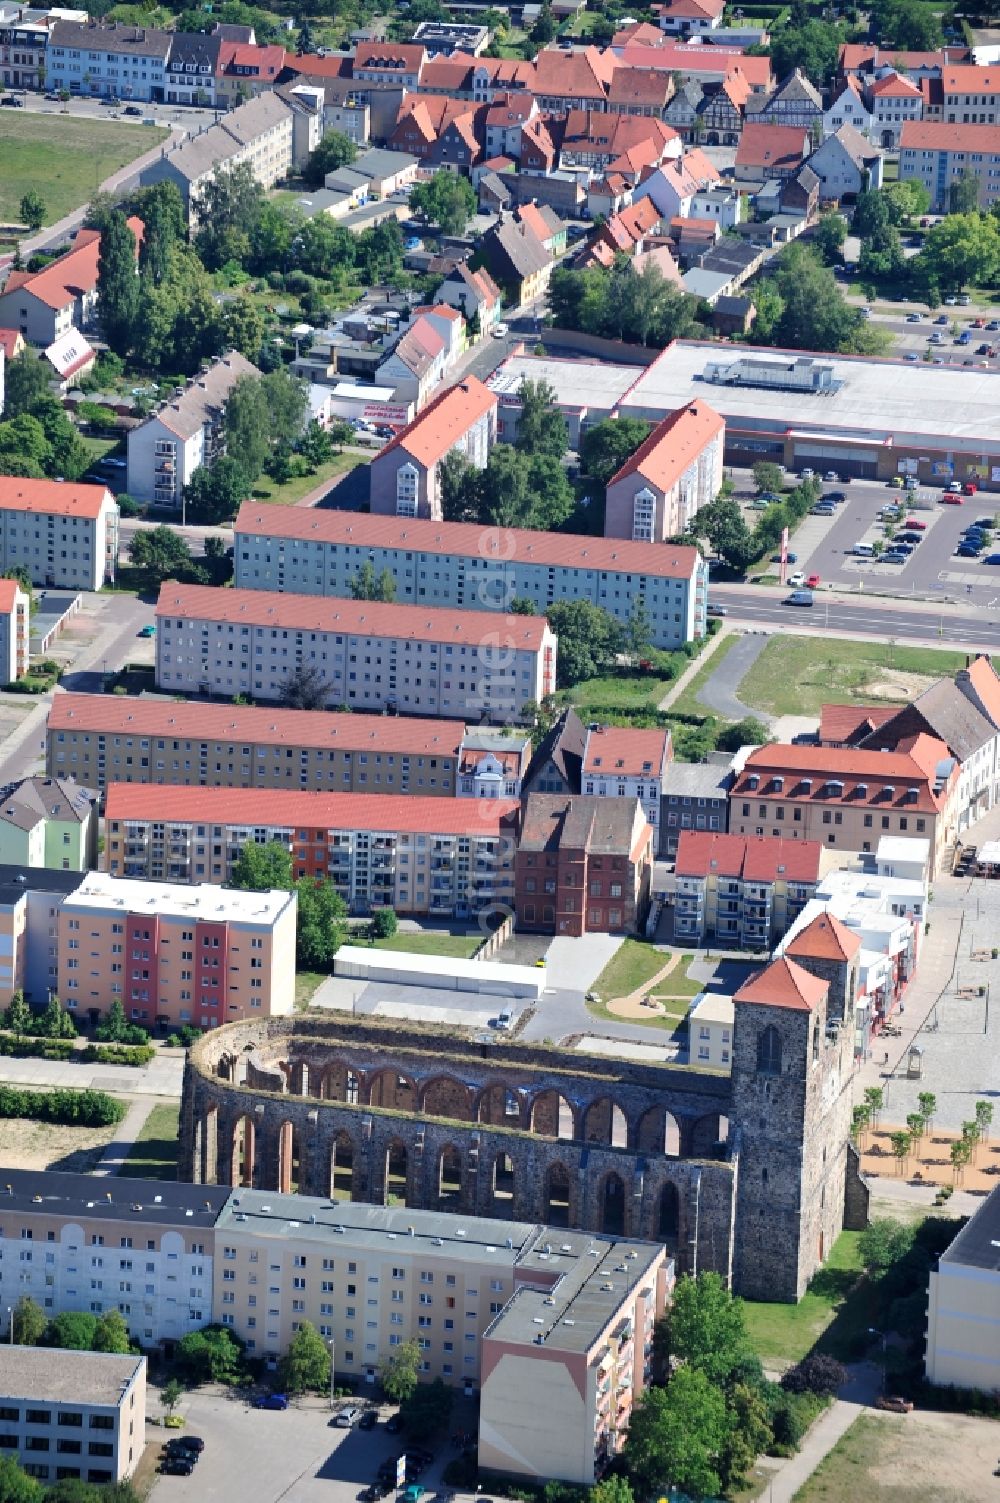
left=807, top=123, right=883, bottom=201
left=0, top=217, right=143, bottom=347
left=699, top=69, right=752, bottom=144
left=376, top=314, right=447, bottom=408
left=353, top=41, right=426, bottom=88
left=214, top=41, right=287, bottom=108
left=607, top=66, right=674, bottom=119
left=532, top=45, right=614, bottom=112
left=749, top=68, right=822, bottom=131
left=632, top=144, right=720, bottom=218
left=664, top=77, right=705, bottom=138
left=604, top=398, right=725, bottom=544
left=515, top=202, right=567, bottom=256
left=868, top=70, right=923, bottom=148
left=657, top=0, right=724, bottom=34
left=734, top=123, right=810, bottom=183
left=482, top=215, right=554, bottom=307
left=823, top=77, right=872, bottom=138
left=484, top=92, right=538, bottom=158
left=435, top=262, right=502, bottom=333
left=369, top=374, right=497, bottom=519
left=165, top=31, right=221, bottom=106
left=578, top=196, right=661, bottom=267
left=520, top=113, right=559, bottom=173
left=559, top=111, right=680, bottom=173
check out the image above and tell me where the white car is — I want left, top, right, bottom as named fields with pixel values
left=492, top=321, right=509, bottom=338
left=787, top=570, right=806, bottom=587
left=800, top=467, right=815, bottom=479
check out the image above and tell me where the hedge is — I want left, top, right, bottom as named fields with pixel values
left=0, top=1085, right=125, bottom=1126
left=0, top=1035, right=75, bottom=1061
left=83, top=1044, right=155, bottom=1067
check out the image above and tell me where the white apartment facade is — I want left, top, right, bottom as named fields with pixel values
left=900, top=121, right=1000, bottom=210
left=0, top=578, right=30, bottom=684
left=155, top=582, right=557, bottom=723
left=0, top=478, right=118, bottom=591
left=581, top=725, right=672, bottom=851
left=233, top=504, right=708, bottom=651
left=0, top=1348, right=146, bottom=1488
left=45, top=18, right=170, bottom=100
left=126, top=351, right=260, bottom=507
left=685, top=991, right=734, bottom=1069
left=0, top=1171, right=229, bottom=1349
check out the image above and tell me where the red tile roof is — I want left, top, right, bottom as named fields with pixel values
left=0, top=579, right=24, bottom=615
left=534, top=44, right=615, bottom=99
left=9, top=217, right=143, bottom=311
left=234, top=502, right=704, bottom=582
left=732, top=739, right=954, bottom=813
left=735, top=122, right=809, bottom=171
left=217, top=41, right=285, bottom=75
left=583, top=726, right=671, bottom=778
left=375, top=376, right=497, bottom=469
left=839, top=43, right=970, bottom=73
left=354, top=41, right=425, bottom=73
left=105, top=783, right=518, bottom=837
left=48, top=693, right=464, bottom=757
left=662, top=0, right=724, bottom=17
left=901, top=120, right=1000, bottom=151
left=0, top=477, right=112, bottom=520
left=733, top=955, right=828, bottom=1012
left=818, top=703, right=898, bottom=744
left=675, top=831, right=822, bottom=883
left=156, top=582, right=553, bottom=652
left=0, top=330, right=23, bottom=360
left=942, top=64, right=1000, bottom=93
left=617, top=44, right=773, bottom=88
left=963, top=655, right=1000, bottom=728
left=871, top=70, right=922, bottom=97
left=786, top=911, right=861, bottom=962
left=608, top=399, right=724, bottom=494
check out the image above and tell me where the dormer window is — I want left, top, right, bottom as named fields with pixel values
left=907, top=786, right=919, bottom=801
left=881, top=785, right=895, bottom=800
left=748, top=774, right=759, bottom=790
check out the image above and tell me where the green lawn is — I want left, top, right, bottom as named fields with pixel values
left=121, top=1102, right=180, bottom=1182
left=370, top=932, right=482, bottom=958
left=0, top=114, right=168, bottom=228
left=592, top=939, right=674, bottom=998
left=742, top=1230, right=863, bottom=1366
left=557, top=671, right=673, bottom=714
left=250, top=451, right=368, bottom=506
left=585, top=992, right=689, bottom=1035
left=295, top=970, right=326, bottom=1010
left=736, top=637, right=975, bottom=718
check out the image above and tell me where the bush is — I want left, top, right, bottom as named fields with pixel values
left=781, top=1354, right=848, bottom=1398
left=82, top=1043, right=155, bottom=1067
left=0, top=1085, right=125, bottom=1126
left=0, top=1035, right=74, bottom=1061
left=768, top=1390, right=826, bottom=1453
left=165, top=1025, right=203, bottom=1048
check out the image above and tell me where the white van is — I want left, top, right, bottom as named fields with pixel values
left=853, top=543, right=875, bottom=557
left=335, top=1406, right=361, bottom=1429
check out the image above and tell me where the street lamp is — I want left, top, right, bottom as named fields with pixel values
left=7, top=1307, right=12, bottom=1345
left=328, top=1336, right=336, bottom=1409
left=868, top=1325, right=886, bottom=1395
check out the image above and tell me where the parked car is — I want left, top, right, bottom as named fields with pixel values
left=358, top=1409, right=378, bottom=1431
left=706, top=603, right=727, bottom=616
left=883, top=551, right=907, bottom=564
left=964, top=481, right=979, bottom=494
left=491, top=321, right=509, bottom=338
left=806, top=573, right=821, bottom=588
left=800, top=468, right=815, bottom=478
left=361, top=1486, right=391, bottom=1501
left=941, top=493, right=964, bottom=505
left=386, top=1413, right=404, bottom=1434
left=906, top=312, right=921, bottom=322
left=811, top=504, right=835, bottom=516
left=985, top=554, right=1000, bottom=564
left=137, top=623, right=155, bottom=637
left=0, top=95, right=24, bottom=106
left=401, top=1487, right=426, bottom=1503
left=823, top=490, right=846, bottom=503
left=934, top=313, right=949, bottom=324
left=159, top=1457, right=194, bottom=1475
left=823, top=470, right=839, bottom=482
left=957, top=544, right=981, bottom=557
left=254, top=1394, right=289, bottom=1410
left=787, top=571, right=806, bottom=587
left=874, top=1395, right=914, bottom=1413
left=176, top=1437, right=204, bottom=1454
left=902, top=518, right=927, bottom=530
left=770, top=552, right=798, bottom=564
left=123, top=104, right=142, bottom=115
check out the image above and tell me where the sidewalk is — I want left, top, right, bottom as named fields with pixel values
left=0, top=1047, right=183, bottom=1098
left=758, top=1362, right=880, bottom=1503
left=92, top=1095, right=159, bottom=1176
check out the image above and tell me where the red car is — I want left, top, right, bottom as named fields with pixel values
left=973, top=318, right=986, bottom=328
left=941, top=494, right=964, bottom=505
left=806, top=573, right=821, bottom=588
left=902, top=518, right=927, bottom=530
left=964, top=481, right=979, bottom=495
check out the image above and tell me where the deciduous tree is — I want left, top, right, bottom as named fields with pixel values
left=231, top=839, right=294, bottom=892
left=547, top=600, right=624, bottom=687
left=12, top=1296, right=46, bottom=1346
left=624, top=1367, right=727, bottom=1500
left=128, top=526, right=193, bottom=589
left=580, top=417, right=652, bottom=488
left=93, top=1309, right=132, bottom=1353
left=379, top=1339, right=421, bottom=1403
left=410, top=170, right=476, bottom=236
left=279, top=662, right=329, bottom=710
left=97, top=209, right=139, bottom=357
left=19, top=191, right=45, bottom=231
left=280, top=1319, right=331, bottom=1393
left=304, top=130, right=358, bottom=187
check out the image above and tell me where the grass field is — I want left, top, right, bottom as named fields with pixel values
left=295, top=970, right=326, bottom=1010
left=250, top=452, right=368, bottom=506
left=742, top=1230, right=863, bottom=1366
left=558, top=671, right=674, bottom=714
left=592, top=940, right=673, bottom=998
left=736, top=637, right=974, bottom=718
left=371, top=932, right=482, bottom=958
left=121, top=1101, right=180, bottom=1181
left=667, top=632, right=742, bottom=718
left=792, top=1410, right=993, bottom=1503
left=0, top=114, right=168, bottom=228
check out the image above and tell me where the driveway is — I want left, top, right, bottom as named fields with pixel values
left=691, top=632, right=773, bottom=722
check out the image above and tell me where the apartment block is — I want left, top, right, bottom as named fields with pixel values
left=140, top=92, right=296, bottom=219
left=0, top=1170, right=227, bottom=1348
left=155, top=582, right=557, bottom=723
left=900, top=120, right=1000, bottom=209
left=46, top=694, right=469, bottom=796
left=0, top=577, right=29, bottom=684
left=673, top=831, right=821, bottom=949
left=728, top=738, right=960, bottom=875
left=368, top=376, right=498, bottom=520
left=927, top=1184, right=1000, bottom=1391
left=57, top=873, right=297, bottom=1030
left=940, top=63, right=1000, bottom=124
left=515, top=794, right=654, bottom=936
left=0, top=1348, right=145, bottom=1488
left=233, top=504, right=708, bottom=651
left=0, top=867, right=86, bottom=1009
left=581, top=725, right=672, bottom=855
left=685, top=992, right=735, bottom=1070
left=103, top=786, right=518, bottom=918
left=604, top=401, right=725, bottom=543
left=0, top=478, right=119, bottom=592
left=0, top=776, right=97, bottom=872
left=45, top=18, right=170, bottom=100
left=126, top=351, right=260, bottom=507
left=660, top=755, right=733, bottom=858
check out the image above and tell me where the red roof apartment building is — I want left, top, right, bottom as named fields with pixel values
left=900, top=120, right=1000, bottom=210
left=604, top=400, right=725, bottom=543
left=514, top=793, right=654, bottom=936
left=581, top=724, right=673, bottom=855
left=154, top=581, right=557, bottom=723
left=728, top=738, right=960, bottom=874
left=0, top=476, right=119, bottom=592
left=46, top=693, right=469, bottom=794
left=104, top=784, right=518, bottom=919
left=368, top=376, right=498, bottom=520
left=673, top=831, right=822, bottom=949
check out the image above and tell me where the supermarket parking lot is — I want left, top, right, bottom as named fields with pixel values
left=146, top=1389, right=464, bottom=1503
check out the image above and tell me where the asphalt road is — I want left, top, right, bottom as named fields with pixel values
left=710, top=583, right=1000, bottom=650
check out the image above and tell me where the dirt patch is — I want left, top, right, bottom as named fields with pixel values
left=861, top=1124, right=1000, bottom=1193
left=798, top=1410, right=1000, bottom=1503
left=860, top=671, right=936, bottom=702
left=0, top=1116, right=120, bottom=1173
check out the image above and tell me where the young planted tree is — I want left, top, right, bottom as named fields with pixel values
left=890, top=1130, right=912, bottom=1175
left=12, top=1296, right=46, bottom=1346
left=864, top=1086, right=884, bottom=1128
left=850, top=1103, right=871, bottom=1148
left=976, top=1100, right=994, bottom=1141
left=918, top=1091, right=937, bottom=1135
